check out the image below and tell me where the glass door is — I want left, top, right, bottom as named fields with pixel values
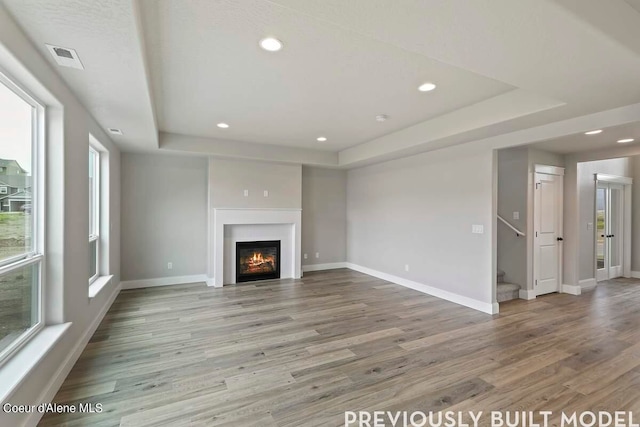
left=596, top=182, right=624, bottom=281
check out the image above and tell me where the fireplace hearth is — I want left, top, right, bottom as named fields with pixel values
left=236, top=240, right=281, bottom=283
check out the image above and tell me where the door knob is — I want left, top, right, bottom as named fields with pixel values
left=557, top=237, right=564, bottom=241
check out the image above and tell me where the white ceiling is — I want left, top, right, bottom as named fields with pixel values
left=530, top=121, right=640, bottom=154
left=140, top=0, right=514, bottom=151
left=2, top=0, right=158, bottom=152
left=3, top=0, right=640, bottom=166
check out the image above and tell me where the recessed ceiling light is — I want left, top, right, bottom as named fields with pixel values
left=108, top=128, right=123, bottom=135
left=617, top=138, right=634, bottom=143
left=418, top=82, right=437, bottom=92
left=259, top=37, right=283, bottom=52
left=217, top=123, right=229, bottom=129
left=584, top=129, right=602, bottom=135
left=375, top=114, right=389, bottom=122
left=316, top=136, right=327, bottom=142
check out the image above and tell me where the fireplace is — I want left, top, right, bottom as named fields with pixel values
left=236, top=240, right=281, bottom=283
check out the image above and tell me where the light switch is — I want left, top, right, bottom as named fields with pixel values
left=472, top=224, right=484, bottom=234
left=587, top=222, right=593, bottom=230
left=263, top=190, right=269, bottom=197
left=243, top=189, right=249, bottom=197
left=304, top=253, right=308, bottom=259
left=513, top=211, right=520, bottom=220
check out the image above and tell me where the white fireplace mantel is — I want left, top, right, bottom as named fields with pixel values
left=207, top=208, right=302, bottom=287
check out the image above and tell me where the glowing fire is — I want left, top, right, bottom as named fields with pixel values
left=250, top=252, right=266, bottom=266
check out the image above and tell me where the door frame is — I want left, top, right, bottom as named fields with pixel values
left=594, top=173, right=632, bottom=281
left=532, top=164, right=564, bottom=296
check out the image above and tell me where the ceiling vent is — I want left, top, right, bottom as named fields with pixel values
left=108, top=128, right=123, bottom=135
left=45, top=44, right=84, bottom=70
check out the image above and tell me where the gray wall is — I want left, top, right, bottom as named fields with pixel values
left=347, top=148, right=494, bottom=305
left=497, top=147, right=528, bottom=287
left=209, top=158, right=301, bottom=208
left=121, top=153, right=208, bottom=281
left=497, top=147, right=565, bottom=290
left=633, top=155, right=640, bottom=272
left=302, top=167, right=347, bottom=265
left=0, top=6, right=121, bottom=425
left=576, top=157, right=631, bottom=280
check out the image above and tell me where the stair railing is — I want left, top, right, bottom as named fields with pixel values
left=497, top=215, right=526, bottom=237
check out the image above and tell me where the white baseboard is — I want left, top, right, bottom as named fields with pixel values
left=519, top=289, right=536, bottom=300
left=631, top=271, right=640, bottom=279
left=561, top=283, right=582, bottom=295
left=24, top=282, right=122, bottom=427
left=205, top=277, right=221, bottom=288
left=302, top=262, right=347, bottom=272
left=344, top=263, right=496, bottom=315
left=121, top=274, right=208, bottom=290
left=579, top=278, right=597, bottom=291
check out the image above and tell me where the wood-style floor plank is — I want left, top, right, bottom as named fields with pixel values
left=38, top=270, right=640, bottom=426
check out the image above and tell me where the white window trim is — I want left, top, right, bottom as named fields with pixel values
left=0, top=70, right=44, bottom=368
left=89, top=146, right=100, bottom=285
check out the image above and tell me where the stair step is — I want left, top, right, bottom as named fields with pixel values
left=497, top=282, right=521, bottom=303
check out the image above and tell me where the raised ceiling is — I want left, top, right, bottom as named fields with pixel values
left=3, top=0, right=640, bottom=166
left=530, top=121, right=640, bottom=154
left=140, top=0, right=514, bottom=151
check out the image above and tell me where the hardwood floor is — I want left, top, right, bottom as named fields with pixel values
left=39, top=270, right=640, bottom=426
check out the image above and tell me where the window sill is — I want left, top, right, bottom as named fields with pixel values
left=88, top=275, right=113, bottom=299
left=0, top=323, right=71, bottom=402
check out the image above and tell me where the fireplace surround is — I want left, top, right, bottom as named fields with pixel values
left=208, top=208, right=302, bottom=287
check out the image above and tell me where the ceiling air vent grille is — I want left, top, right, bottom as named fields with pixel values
left=45, top=44, right=84, bottom=70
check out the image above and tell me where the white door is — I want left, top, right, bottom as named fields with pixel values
left=533, top=169, right=564, bottom=296
left=596, top=183, right=624, bottom=281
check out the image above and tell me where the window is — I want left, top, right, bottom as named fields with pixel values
left=89, top=146, right=99, bottom=284
left=0, top=186, right=6, bottom=194
left=0, top=72, right=43, bottom=365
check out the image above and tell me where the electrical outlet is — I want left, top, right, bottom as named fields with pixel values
left=263, top=190, right=269, bottom=197
left=405, top=264, right=409, bottom=272
left=167, top=262, right=173, bottom=270
left=315, top=252, right=319, bottom=259
left=243, top=189, right=249, bottom=197
left=304, top=253, right=308, bottom=259
left=472, top=225, right=484, bottom=234
left=513, top=211, right=520, bottom=220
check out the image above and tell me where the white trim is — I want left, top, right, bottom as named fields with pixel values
left=345, top=263, right=497, bottom=314
left=595, top=173, right=633, bottom=185
left=210, top=208, right=302, bottom=287
left=579, top=278, right=597, bottom=291
left=0, top=324, right=70, bottom=403
left=206, top=277, right=219, bottom=287
left=519, top=289, right=536, bottom=300
left=561, top=284, right=582, bottom=295
left=631, top=271, right=640, bottom=279
left=302, top=262, right=347, bottom=272
left=121, top=274, right=207, bottom=290
left=22, top=282, right=121, bottom=427
left=88, top=275, right=113, bottom=299
left=534, top=164, right=565, bottom=176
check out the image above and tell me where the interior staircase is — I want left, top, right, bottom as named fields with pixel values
left=497, top=269, right=520, bottom=303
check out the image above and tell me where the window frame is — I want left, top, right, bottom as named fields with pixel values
left=0, top=70, right=45, bottom=367
left=88, top=146, right=100, bottom=285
